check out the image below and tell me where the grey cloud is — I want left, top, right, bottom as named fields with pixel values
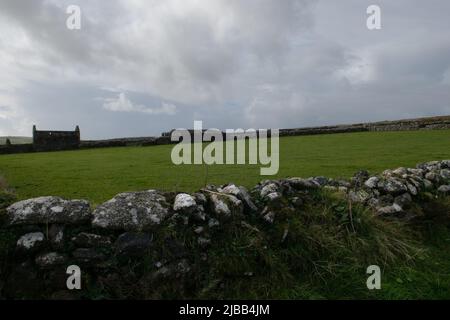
left=0, top=0, right=449, bottom=138
left=102, top=92, right=177, bottom=115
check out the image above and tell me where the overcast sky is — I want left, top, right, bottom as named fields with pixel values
left=0, top=0, right=449, bottom=139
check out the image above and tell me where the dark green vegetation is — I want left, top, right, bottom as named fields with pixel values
left=3, top=181, right=447, bottom=299
left=1, top=130, right=450, bottom=205
left=86, top=193, right=450, bottom=300
left=0, top=177, right=17, bottom=284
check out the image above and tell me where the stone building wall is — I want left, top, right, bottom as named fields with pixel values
left=32, top=125, right=80, bottom=152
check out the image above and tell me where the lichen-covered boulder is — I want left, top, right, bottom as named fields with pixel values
left=364, top=177, right=380, bottom=189
left=7, top=197, right=91, bottom=226
left=260, top=183, right=279, bottom=198
left=221, top=184, right=258, bottom=212
left=407, top=168, right=424, bottom=177
left=422, top=179, right=433, bottom=189
left=425, top=172, right=439, bottom=183
left=394, top=193, right=413, bottom=207
left=438, top=185, right=450, bottom=195
left=440, top=169, right=450, bottom=181
left=377, top=178, right=408, bottom=195
left=261, top=207, right=276, bottom=223
left=286, top=178, right=319, bottom=190
left=71, top=232, right=111, bottom=247
left=406, top=182, right=418, bottom=196
left=417, top=160, right=442, bottom=171
left=220, top=184, right=241, bottom=197
left=352, top=170, right=370, bottom=187
left=48, top=225, right=65, bottom=248
left=312, top=176, right=329, bottom=186
left=92, top=190, right=170, bottom=231
left=17, top=232, right=45, bottom=250
left=376, top=204, right=403, bottom=216
left=35, top=252, right=67, bottom=268
left=115, top=232, right=153, bottom=258
left=440, top=160, right=450, bottom=169
left=265, top=192, right=282, bottom=202
left=393, top=167, right=408, bottom=175
left=173, top=193, right=197, bottom=213
left=210, top=193, right=243, bottom=219
left=349, top=189, right=372, bottom=203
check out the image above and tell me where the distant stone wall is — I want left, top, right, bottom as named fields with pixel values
left=1, top=160, right=449, bottom=298
left=80, top=136, right=172, bottom=149
left=0, top=144, right=34, bottom=155
left=279, top=115, right=450, bottom=136
left=163, top=115, right=450, bottom=140
left=1, top=115, right=450, bottom=155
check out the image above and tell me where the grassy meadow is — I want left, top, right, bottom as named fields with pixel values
left=1, top=130, right=450, bottom=205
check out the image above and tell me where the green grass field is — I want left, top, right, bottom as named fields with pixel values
left=1, top=130, right=450, bottom=205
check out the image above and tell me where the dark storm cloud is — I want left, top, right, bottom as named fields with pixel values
left=0, top=0, right=449, bottom=138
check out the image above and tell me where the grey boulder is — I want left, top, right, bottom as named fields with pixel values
left=437, top=185, right=450, bottom=195
left=222, top=184, right=257, bottom=212
left=17, top=232, right=45, bottom=250
left=35, top=252, right=67, bottom=268
left=115, top=232, right=153, bottom=258
left=210, top=193, right=243, bottom=219
left=7, top=196, right=91, bottom=226
left=92, top=190, right=170, bottom=231
left=173, top=193, right=197, bottom=214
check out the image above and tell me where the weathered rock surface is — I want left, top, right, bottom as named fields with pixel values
left=72, top=232, right=111, bottom=247
left=352, top=170, right=370, bottom=187
left=115, top=232, right=153, bottom=258
left=73, top=248, right=106, bottom=263
left=48, top=225, right=64, bottom=246
left=378, top=178, right=408, bottom=195
left=286, top=178, right=319, bottom=190
left=377, top=204, right=403, bottom=216
left=221, top=184, right=257, bottom=212
left=349, top=189, right=372, bottom=203
left=92, top=190, right=170, bottom=231
left=364, top=177, right=380, bottom=189
left=17, top=232, right=45, bottom=250
left=173, top=193, right=197, bottom=213
left=7, top=197, right=90, bottom=225
left=260, top=183, right=279, bottom=198
left=438, top=185, right=450, bottom=194
left=35, top=252, right=66, bottom=268
left=394, top=193, right=413, bottom=207
left=210, top=193, right=243, bottom=219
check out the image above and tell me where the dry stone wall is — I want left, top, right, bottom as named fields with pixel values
left=1, top=160, right=450, bottom=298
left=2, top=115, right=450, bottom=155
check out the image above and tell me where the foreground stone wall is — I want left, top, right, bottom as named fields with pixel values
left=0, top=160, right=450, bottom=298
